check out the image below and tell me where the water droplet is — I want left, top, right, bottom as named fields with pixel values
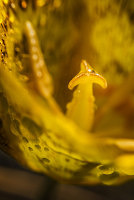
left=32, top=54, right=38, bottom=61
left=37, top=70, right=43, bottom=78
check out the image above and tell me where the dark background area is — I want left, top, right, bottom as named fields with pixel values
left=0, top=151, right=134, bottom=200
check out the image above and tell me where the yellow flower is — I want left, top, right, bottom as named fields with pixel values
left=0, top=0, right=134, bottom=185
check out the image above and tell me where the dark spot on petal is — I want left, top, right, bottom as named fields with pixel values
left=65, top=158, right=70, bottom=162
left=35, top=144, right=41, bottom=150
left=53, top=167, right=59, bottom=172
left=113, top=60, right=123, bottom=73
left=45, top=166, right=50, bottom=171
left=28, top=147, right=33, bottom=151
left=37, top=156, right=50, bottom=164
left=22, top=117, right=43, bottom=136
left=12, top=119, right=21, bottom=135
left=22, top=137, right=29, bottom=143
left=42, top=158, right=50, bottom=163
left=64, top=168, right=74, bottom=174
left=44, top=147, right=49, bottom=151
left=91, top=69, right=95, bottom=73
left=14, top=42, right=21, bottom=57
